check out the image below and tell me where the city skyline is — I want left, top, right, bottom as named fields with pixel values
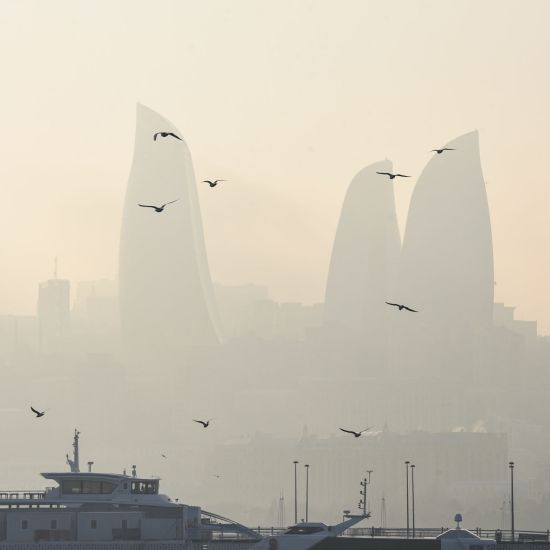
left=1, top=1, right=550, bottom=332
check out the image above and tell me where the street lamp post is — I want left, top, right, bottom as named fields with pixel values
left=509, top=462, right=515, bottom=541
left=305, top=464, right=310, bottom=522
left=293, top=461, right=299, bottom=524
left=405, top=461, right=410, bottom=539
left=410, top=464, right=416, bottom=538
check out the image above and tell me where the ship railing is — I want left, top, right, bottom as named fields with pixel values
left=345, top=527, right=550, bottom=541
left=0, top=489, right=47, bottom=500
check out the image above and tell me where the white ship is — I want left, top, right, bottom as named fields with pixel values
left=0, top=430, right=367, bottom=550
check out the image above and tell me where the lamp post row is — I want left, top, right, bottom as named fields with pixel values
left=405, top=461, right=416, bottom=538
left=295, top=458, right=515, bottom=537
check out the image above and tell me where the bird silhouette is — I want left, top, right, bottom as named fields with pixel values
left=203, top=180, right=227, bottom=188
left=161, top=454, right=167, bottom=459
left=430, top=148, right=455, bottom=154
left=153, top=132, right=182, bottom=141
left=376, top=172, right=410, bottom=180
left=30, top=406, right=45, bottom=418
left=385, top=302, right=418, bottom=312
left=138, top=199, right=179, bottom=213
left=339, top=427, right=371, bottom=438
left=193, top=419, right=213, bottom=428
left=213, top=474, right=222, bottom=479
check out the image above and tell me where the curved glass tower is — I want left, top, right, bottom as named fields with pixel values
left=324, top=159, right=401, bottom=339
left=398, top=130, right=494, bottom=330
left=119, top=104, right=222, bottom=358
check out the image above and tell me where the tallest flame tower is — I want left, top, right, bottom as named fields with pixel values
left=119, top=104, right=222, bottom=359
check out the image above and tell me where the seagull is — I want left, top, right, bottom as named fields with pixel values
left=430, top=148, right=455, bottom=154
left=203, top=180, right=227, bottom=188
left=138, top=199, right=179, bottom=213
left=213, top=474, right=222, bottom=479
left=339, top=427, right=371, bottom=438
left=153, top=132, right=182, bottom=141
left=193, top=419, right=213, bottom=428
left=30, top=406, right=45, bottom=418
left=161, top=454, right=167, bottom=459
left=385, top=302, right=418, bottom=312
left=376, top=172, right=410, bottom=180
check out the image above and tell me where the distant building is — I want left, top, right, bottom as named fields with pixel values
left=493, top=303, right=537, bottom=340
left=324, top=159, right=401, bottom=336
left=214, top=283, right=271, bottom=338
left=398, top=131, right=494, bottom=330
left=37, top=278, right=70, bottom=354
left=118, top=104, right=223, bottom=360
left=73, top=280, right=118, bottom=317
left=202, top=429, right=508, bottom=526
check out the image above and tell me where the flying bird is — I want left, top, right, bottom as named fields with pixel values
left=203, top=180, right=227, bottom=188
left=153, top=132, right=182, bottom=141
left=376, top=172, right=410, bottom=180
left=138, top=199, right=179, bottom=213
left=213, top=474, right=222, bottom=479
left=430, top=148, right=455, bottom=154
left=161, top=454, right=167, bottom=459
left=339, top=427, right=371, bottom=438
left=193, top=419, right=213, bottom=428
left=30, top=406, right=45, bottom=418
left=385, top=302, right=418, bottom=312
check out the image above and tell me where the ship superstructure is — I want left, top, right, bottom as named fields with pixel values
left=0, top=430, right=259, bottom=548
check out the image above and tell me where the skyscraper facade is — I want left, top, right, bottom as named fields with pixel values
left=119, top=104, right=222, bottom=359
left=398, top=130, right=494, bottom=329
left=324, top=160, right=401, bottom=357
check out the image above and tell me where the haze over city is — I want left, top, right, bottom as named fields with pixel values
left=2, top=0, right=550, bottom=538
left=1, top=0, right=550, bottom=330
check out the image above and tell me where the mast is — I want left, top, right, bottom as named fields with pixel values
left=66, top=429, right=80, bottom=472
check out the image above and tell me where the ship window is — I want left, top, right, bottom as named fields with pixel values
left=62, top=480, right=82, bottom=494
left=131, top=481, right=158, bottom=494
left=101, top=482, right=116, bottom=494
left=284, top=526, right=324, bottom=535
left=51, top=520, right=57, bottom=529
left=83, top=481, right=102, bottom=494
left=21, top=520, right=28, bottom=530
left=91, top=520, right=97, bottom=529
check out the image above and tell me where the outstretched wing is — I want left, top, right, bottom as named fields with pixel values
left=442, top=148, right=455, bottom=151
left=168, top=132, right=182, bottom=140
left=376, top=172, right=392, bottom=177
left=360, top=427, right=372, bottom=434
left=385, top=302, right=400, bottom=308
left=161, top=199, right=180, bottom=208
left=153, top=133, right=160, bottom=141
left=395, top=174, right=411, bottom=178
left=30, top=406, right=41, bottom=415
left=193, top=419, right=206, bottom=426
left=202, top=180, right=213, bottom=185
left=403, top=306, right=418, bottom=312
left=138, top=204, right=157, bottom=209
left=339, top=428, right=356, bottom=435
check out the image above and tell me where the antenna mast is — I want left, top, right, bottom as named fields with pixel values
left=66, top=429, right=80, bottom=472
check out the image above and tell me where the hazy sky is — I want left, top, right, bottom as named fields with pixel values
left=1, top=0, right=549, bottom=331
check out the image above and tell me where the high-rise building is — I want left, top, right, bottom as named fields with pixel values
left=37, top=278, right=70, bottom=354
left=392, top=131, right=494, bottom=379
left=324, top=160, right=401, bottom=352
left=119, top=104, right=222, bottom=358
left=397, top=130, right=494, bottom=329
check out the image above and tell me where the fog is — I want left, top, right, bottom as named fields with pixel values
left=1, top=0, right=550, bottom=534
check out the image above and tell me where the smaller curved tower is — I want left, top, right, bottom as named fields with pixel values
left=324, top=159, right=401, bottom=341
